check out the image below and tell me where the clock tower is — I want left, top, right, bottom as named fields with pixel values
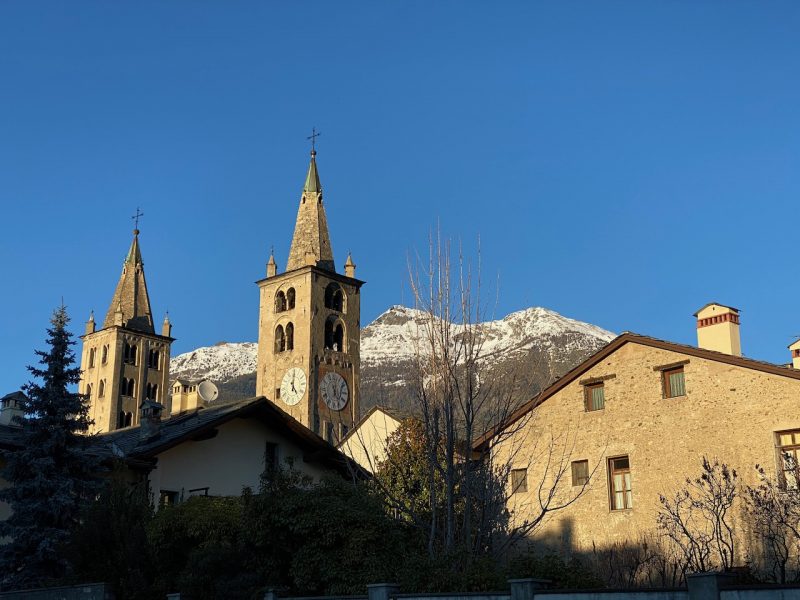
left=255, top=148, right=363, bottom=443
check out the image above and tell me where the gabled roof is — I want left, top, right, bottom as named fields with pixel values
left=693, top=302, right=739, bottom=317
left=99, top=396, right=366, bottom=478
left=337, top=404, right=406, bottom=447
left=474, top=332, right=800, bottom=451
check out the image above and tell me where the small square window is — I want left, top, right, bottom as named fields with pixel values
left=159, top=490, right=179, bottom=508
left=511, top=468, right=528, bottom=494
left=571, top=460, right=589, bottom=486
left=663, top=367, right=686, bottom=398
left=584, top=383, right=605, bottom=411
left=609, top=456, right=632, bottom=510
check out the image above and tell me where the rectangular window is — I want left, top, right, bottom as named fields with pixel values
left=584, top=383, right=605, bottom=411
left=777, top=430, right=800, bottom=489
left=325, top=421, right=334, bottom=444
left=275, top=387, right=281, bottom=399
left=572, top=460, right=589, bottom=486
left=511, top=468, right=528, bottom=494
left=264, top=442, right=279, bottom=480
left=609, top=456, right=632, bottom=510
left=663, top=367, right=686, bottom=398
left=340, top=423, right=349, bottom=440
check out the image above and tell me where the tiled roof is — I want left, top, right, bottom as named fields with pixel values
left=98, top=396, right=365, bottom=477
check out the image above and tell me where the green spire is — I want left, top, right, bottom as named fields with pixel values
left=303, top=150, right=321, bottom=193
left=126, top=229, right=143, bottom=265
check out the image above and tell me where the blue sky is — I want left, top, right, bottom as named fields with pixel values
left=1, top=2, right=799, bottom=393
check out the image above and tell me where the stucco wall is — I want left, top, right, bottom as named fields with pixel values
left=339, top=409, right=402, bottom=472
left=148, top=416, right=331, bottom=502
left=492, top=341, right=800, bottom=551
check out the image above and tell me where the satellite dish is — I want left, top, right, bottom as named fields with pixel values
left=197, top=380, right=219, bottom=403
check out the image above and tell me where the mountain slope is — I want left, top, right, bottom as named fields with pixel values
left=169, top=305, right=615, bottom=414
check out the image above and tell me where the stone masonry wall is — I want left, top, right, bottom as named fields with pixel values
left=493, top=341, right=800, bottom=552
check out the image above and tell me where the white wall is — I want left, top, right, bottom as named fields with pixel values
left=148, top=416, right=331, bottom=502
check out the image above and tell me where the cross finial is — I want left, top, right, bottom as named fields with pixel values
left=307, top=127, right=321, bottom=154
left=132, top=207, right=144, bottom=233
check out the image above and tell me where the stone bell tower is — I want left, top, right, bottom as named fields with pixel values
left=256, top=146, right=363, bottom=443
left=79, top=223, right=173, bottom=433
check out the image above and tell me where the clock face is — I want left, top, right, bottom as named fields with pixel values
left=320, top=372, right=349, bottom=411
left=280, top=367, right=307, bottom=406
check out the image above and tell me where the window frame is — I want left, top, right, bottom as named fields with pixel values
left=511, top=468, right=528, bottom=494
left=608, top=455, right=633, bottom=511
left=662, top=366, right=686, bottom=398
left=776, top=429, right=800, bottom=489
left=584, top=382, right=605, bottom=412
left=571, top=460, right=590, bottom=487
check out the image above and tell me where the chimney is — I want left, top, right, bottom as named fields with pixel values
left=790, top=339, right=800, bottom=369
left=0, top=392, right=25, bottom=427
left=139, top=400, right=164, bottom=441
left=694, top=302, right=741, bottom=356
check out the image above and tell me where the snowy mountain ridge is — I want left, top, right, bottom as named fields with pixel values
left=169, top=305, right=615, bottom=392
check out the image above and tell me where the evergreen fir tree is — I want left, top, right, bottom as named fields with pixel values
left=0, top=306, right=100, bottom=590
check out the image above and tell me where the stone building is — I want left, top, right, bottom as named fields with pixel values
left=79, top=229, right=173, bottom=434
left=255, top=149, right=364, bottom=444
left=478, top=303, right=800, bottom=553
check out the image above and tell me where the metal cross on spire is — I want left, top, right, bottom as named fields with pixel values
left=307, top=127, right=321, bottom=153
left=132, top=207, right=144, bottom=232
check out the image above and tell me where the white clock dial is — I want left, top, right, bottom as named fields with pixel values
left=280, top=367, right=307, bottom=406
left=320, top=372, right=349, bottom=411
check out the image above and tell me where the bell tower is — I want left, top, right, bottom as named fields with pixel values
left=256, top=147, right=363, bottom=442
left=79, top=223, right=173, bottom=433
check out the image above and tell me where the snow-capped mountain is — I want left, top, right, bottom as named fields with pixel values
left=169, top=341, right=258, bottom=384
left=169, top=305, right=615, bottom=413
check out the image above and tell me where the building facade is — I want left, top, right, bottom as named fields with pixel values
left=255, top=150, right=363, bottom=443
left=481, top=304, right=800, bottom=553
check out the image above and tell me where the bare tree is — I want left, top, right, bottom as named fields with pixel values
left=743, top=459, right=800, bottom=583
left=657, top=457, right=738, bottom=575
left=359, top=228, right=598, bottom=568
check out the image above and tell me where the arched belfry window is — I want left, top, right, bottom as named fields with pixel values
left=324, top=283, right=344, bottom=312
left=324, top=317, right=345, bottom=351
left=275, top=325, right=285, bottom=353
left=123, top=378, right=135, bottom=397
left=101, top=345, right=108, bottom=364
left=88, top=348, right=96, bottom=368
left=124, top=342, right=138, bottom=365
left=275, top=291, right=287, bottom=313
left=86, top=383, right=92, bottom=400
left=99, top=380, right=105, bottom=398
left=287, top=288, right=296, bottom=310
left=286, top=322, right=294, bottom=351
